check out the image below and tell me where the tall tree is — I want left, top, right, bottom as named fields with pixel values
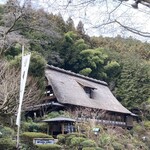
left=78, top=48, right=108, bottom=80
left=77, top=20, right=85, bottom=36
left=0, top=0, right=61, bottom=57
left=59, top=31, right=88, bottom=71
left=115, top=53, right=150, bottom=109
left=66, top=17, right=75, bottom=32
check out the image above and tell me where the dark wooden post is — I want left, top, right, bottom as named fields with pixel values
left=47, top=124, right=50, bottom=135
left=61, top=123, right=64, bottom=134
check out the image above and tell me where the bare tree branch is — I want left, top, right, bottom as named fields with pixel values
left=0, top=59, right=43, bottom=115
left=115, top=20, right=150, bottom=37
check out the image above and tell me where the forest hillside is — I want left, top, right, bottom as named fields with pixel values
left=0, top=1, right=150, bottom=149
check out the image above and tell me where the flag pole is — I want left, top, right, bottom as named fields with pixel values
left=16, top=121, right=20, bottom=149
left=16, top=45, right=24, bottom=150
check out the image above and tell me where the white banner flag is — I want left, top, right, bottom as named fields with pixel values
left=16, top=52, right=31, bottom=126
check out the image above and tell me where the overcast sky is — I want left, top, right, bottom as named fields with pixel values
left=1, top=0, right=150, bottom=42
left=34, top=0, right=150, bottom=42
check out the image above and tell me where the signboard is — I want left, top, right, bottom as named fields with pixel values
left=33, top=138, right=54, bottom=145
left=93, top=128, right=100, bottom=132
left=93, top=128, right=100, bottom=135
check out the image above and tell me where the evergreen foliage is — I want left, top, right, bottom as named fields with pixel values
left=0, top=1, right=149, bottom=149
left=37, top=144, right=62, bottom=150
left=0, top=138, right=16, bottom=150
left=0, top=126, right=14, bottom=138
left=0, top=1, right=149, bottom=115
left=115, top=53, right=150, bottom=108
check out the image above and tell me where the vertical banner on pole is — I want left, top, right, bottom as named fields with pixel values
left=16, top=46, right=31, bottom=126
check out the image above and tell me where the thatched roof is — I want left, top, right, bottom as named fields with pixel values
left=45, top=65, right=131, bottom=114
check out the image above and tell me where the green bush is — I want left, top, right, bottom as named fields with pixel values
left=95, top=147, right=104, bottom=150
left=46, top=111, right=61, bottom=118
left=112, top=142, right=124, bottom=150
left=81, top=139, right=97, bottom=148
left=37, top=144, right=62, bottom=150
left=57, top=134, right=66, bottom=144
left=22, top=122, right=47, bottom=132
left=70, top=137, right=86, bottom=147
left=65, top=132, right=86, bottom=146
left=99, top=133, right=111, bottom=147
left=133, top=124, right=145, bottom=134
left=66, top=132, right=86, bottom=138
left=0, top=126, right=14, bottom=138
left=0, top=138, right=16, bottom=150
left=144, top=121, right=150, bottom=130
left=21, top=132, right=53, bottom=147
left=65, top=134, right=76, bottom=146
left=21, top=132, right=52, bottom=139
left=82, top=147, right=96, bottom=150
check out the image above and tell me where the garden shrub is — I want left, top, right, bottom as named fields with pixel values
left=22, top=121, right=47, bottom=132
left=37, top=144, right=62, bottom=150
left=21, top=132, right=53, bottom=147
left=21, top=132, right=52, bottom=139
left=99, top=133, right=111, bottom=148
left=81, top=139, right=97, bottom=148
left=82, top=147, right=96, bottom=150
left=112, top=142, right=124, bottom=150
left=57, top=134, right=66, bottom=144
left=70, top=137, right=86, bottom=148
left=46, top=111, right=61, bottom=118
left=133, top=124, right=145, bottom=134
left=0, top=126, right=14, bottom=138
left=95, top=147, right=104, bottom=150
left=0, top=138, right=16, bottom=150
left=144, top=121, right=150, bottom=130
left=66, top=132, right=86, bottom=138
left=65, top=134, right=76, bottom=146
left=65, top=132, right=86, bottom=146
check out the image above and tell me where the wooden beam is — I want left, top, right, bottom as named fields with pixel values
left=61, top=123, right=64, bottom=134
left=42, top=95, right=56, bottom=101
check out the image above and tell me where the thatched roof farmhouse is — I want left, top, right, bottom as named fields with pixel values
left=26, top=65, right=134, bottom=128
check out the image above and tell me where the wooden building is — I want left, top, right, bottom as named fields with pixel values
left=43, top=117, right=76, bottom=137
left=25, top=65, right=134, bottom=128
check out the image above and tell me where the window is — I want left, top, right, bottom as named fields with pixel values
left=45, top=85, right=54, bottom=97
left=76, top=80, right=96, bottom=99
left=84, top=87, right=93, bottom=98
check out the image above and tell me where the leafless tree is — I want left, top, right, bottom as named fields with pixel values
left=32, top=0, right=150, bottom=40
left=1, top=0, right=150, bottom=45
left=0, top=59, right=43, bottom=115
left=0, top=0, right=61, bottom=55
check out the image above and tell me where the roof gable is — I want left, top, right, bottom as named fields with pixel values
left=45, top=65, right=131, bottom=114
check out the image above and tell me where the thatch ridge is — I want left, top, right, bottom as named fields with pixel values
left=46, top=65, right=107, bottom=86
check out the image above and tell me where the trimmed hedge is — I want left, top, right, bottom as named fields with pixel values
left=21, top=132, right=53, bottom=148
left=21, top=132, right=52, bottom=139
left=0, top=138, right=16, bottom=150
left=22, top=122, right=47, bottom=132
left=81, top=139, right=97, bottom=148
left=82, top=148, right=96, bottom=150
left=71, top=137, right=86, bottom=146
left=65, top=134, right=76, bottom=146
left=57, top=134, right=66, bottom=144
left=112, top=142, right=124, bottom=150
left=65, top=132, right=86, bottom=146
left=0, top=126, right=14, bottom=138
left=65, top=132, right=86, bottom=138
left=37, top=144, right=62, bottom=150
